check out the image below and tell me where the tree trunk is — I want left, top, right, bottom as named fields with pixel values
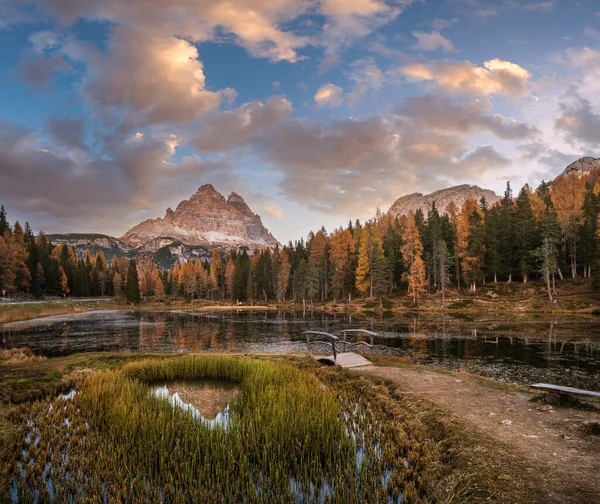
left=546, top=271, right=552, bottom=302
left=557, top=267, right=564, bottom=281
left=507, top=273, right=512, bottom=283
left=494, top=272, right=497, bottom=283
left=523, top=274, right=528, bottom=284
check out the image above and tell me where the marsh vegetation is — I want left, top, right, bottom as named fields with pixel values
left=3, top=355, right=498, bottom=503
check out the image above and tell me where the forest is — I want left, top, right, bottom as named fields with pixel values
left=1, top=168, right=600, bottom=305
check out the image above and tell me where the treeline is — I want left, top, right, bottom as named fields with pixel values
left=2, top=168, right=600, bottom=304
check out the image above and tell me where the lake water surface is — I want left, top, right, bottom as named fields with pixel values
left=3, top=310, right=600, bottom=390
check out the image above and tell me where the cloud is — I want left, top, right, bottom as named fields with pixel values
left=319, top=0, right=413, bottom=53
left=314, top=58, right=384, bottom=108
left=584, top=27, right=600, bottom=40
left=73, top=30, right=224, bottom=128
left=193, top=96, right=293, bottom=152
left=44, top=115, right=89, bottom=152
left=413, top=31, right=457, bottom=53
left=400, top=58, right=532, bottom=99
left=346, top=58, right=385, bottom=106
left=566, top=47, right=600, bottom=72
left=314, top=83, right=345, bottom=107
left=263, top=204, right=284, bottom=219
left=17, top=55, right=67, bottom=88
left=0, top=121, right=237, bottom=232
left=391, top=94, right=539, bottom=140
left=524, top=1, right=556, bottom=12
left=555, top=92, right=600, bottom=146
left=317, top=54, right=342, bottom=74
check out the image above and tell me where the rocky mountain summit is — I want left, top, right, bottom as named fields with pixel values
left=49, top=185, right=279, bottom=267
left=387, top=184, right=500, bottom=218
left=120, top=184, right=279, bottom=250
left=561, top=157, right=600, bottom=177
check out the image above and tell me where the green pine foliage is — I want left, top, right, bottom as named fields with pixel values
left=125, top=259, right=141, bottom=304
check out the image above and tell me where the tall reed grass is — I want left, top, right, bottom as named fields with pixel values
left=7, top=356, right=494, bottom=503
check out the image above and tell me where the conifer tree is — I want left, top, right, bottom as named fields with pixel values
left=0, top=206, right=9, bottom=236
left=514, top=186, right=537, bottom=283
left=125, top=259, right=141, bottom=303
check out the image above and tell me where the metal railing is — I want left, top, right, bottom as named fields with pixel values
left=303, top=329, right=378, bottom=363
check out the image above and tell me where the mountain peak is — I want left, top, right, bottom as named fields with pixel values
left=196, top=183, right=217, bottom=193
left=388, top=184, right=500, bottom=218
left=562, top=157, right=600, bottom=177
left=120, top=185, right=279, bottom=250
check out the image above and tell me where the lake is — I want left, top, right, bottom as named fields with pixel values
left=2, top=309, right=600, bottom=390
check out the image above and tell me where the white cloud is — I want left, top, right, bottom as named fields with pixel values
left=400, top=58, right=532, bottom=99
left=314, top=83, right=345, bottom=107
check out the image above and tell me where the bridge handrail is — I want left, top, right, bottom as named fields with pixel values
left=303, top=331, right=339, bottom=360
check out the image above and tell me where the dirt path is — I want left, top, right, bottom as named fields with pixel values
left=355, top=365, right=600, bottom=504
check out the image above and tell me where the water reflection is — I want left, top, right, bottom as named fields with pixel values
left=152, top=380, right=239, bottom=429
left=2, top=310, right=600, bottom=389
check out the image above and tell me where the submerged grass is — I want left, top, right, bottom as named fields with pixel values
left=4, top=354, right=499, bottom=503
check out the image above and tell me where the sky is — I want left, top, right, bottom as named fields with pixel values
left=1, top=0, right=600, bottom=244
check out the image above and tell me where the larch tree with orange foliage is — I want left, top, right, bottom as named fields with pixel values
left=552, top=172, right=586, bottom=278
left=225, top=253, right=236, bottom=300
left=401, top=213, right=427, bottom=303
left=329, top=228, right=355, bottom=301
left=209, top=249, right=222, bottom=299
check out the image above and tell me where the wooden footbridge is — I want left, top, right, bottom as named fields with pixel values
left=303, top=329, right=377, bottom=368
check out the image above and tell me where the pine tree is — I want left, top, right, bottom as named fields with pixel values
left=514, top=186, right=537, bottom=283
left=0, top=206, right=9, bottom=236
left=125, top=259, right=141, bottom=304
left=437, top=239, right=452, bottom=305
left=499, top=182, right=515, bottom=281
left=276, top=249, right=291, bottom=303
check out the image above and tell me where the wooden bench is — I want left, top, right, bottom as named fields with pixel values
left=529, top=383, right=600, bottom=404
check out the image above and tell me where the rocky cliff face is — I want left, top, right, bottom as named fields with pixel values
left=561, top=157, right=600, bottom=177
left=120, top=184, right=279, bottom=251
left=387, top=184, right=500, bottom=218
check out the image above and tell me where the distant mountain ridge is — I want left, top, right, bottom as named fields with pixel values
left=387, top=184, right=501, bottom=218
left=49, top=185, right=279, bottom=267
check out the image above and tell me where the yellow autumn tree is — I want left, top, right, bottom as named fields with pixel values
left=330, top=228, right=355, bottom=301
left=154, top=277, right=165, bottom=299
left=552, top=172, right=586, bottom=277
left=401, top=212, right=427, bottom=303
left=355, top=224, right=373, bottom=296
left=59, top=266, right=69, bottom=296
left=225, top=253, right=236, bottom=299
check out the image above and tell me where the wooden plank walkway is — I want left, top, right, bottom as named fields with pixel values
left=314, top=352, right=372, bottom=368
